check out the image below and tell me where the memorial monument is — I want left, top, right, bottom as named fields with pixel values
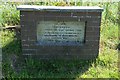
left=17, top=5, right=103, bottom=59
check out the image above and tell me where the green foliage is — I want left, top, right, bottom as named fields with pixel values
left=0, top=2, right=119, bottom=27
left=1, top=2, right=20, bottom=27
left=1, top=30, right=21, bottom=55
left=0, top=2, right=3, bottom=27
left=102, top=2, right=119, bottom=24
left=50, top=2, right=68, bottom=6
left=100, top=20, right=118, bottom=50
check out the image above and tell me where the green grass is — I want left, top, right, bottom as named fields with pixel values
left=0, top=2, right=20, bottom=27
left=1, top=19, right=119, bottom=79
left=1, top=1, right=119, bottom=79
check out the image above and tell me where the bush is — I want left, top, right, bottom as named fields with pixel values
left=1, top=2, right=20, bottom=27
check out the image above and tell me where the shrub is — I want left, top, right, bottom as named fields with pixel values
left=1, top=2, right=20, bottom=27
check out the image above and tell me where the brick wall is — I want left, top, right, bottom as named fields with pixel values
left=20, top=11, right=102, bottom=59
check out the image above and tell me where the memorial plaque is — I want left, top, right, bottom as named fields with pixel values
left=37, top=21, right=85, bottom=46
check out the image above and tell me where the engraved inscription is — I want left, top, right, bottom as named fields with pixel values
left=37, top=21, right=85, bottom=46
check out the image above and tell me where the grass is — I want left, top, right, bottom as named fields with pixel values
left=1, top=1, right=119, bottom=79
left=1, top=22, right=119, bottom=79
left=0, top=2, right=20, bottom=27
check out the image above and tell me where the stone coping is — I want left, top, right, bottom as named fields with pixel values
left=17, top=5, right=103, bottom=12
